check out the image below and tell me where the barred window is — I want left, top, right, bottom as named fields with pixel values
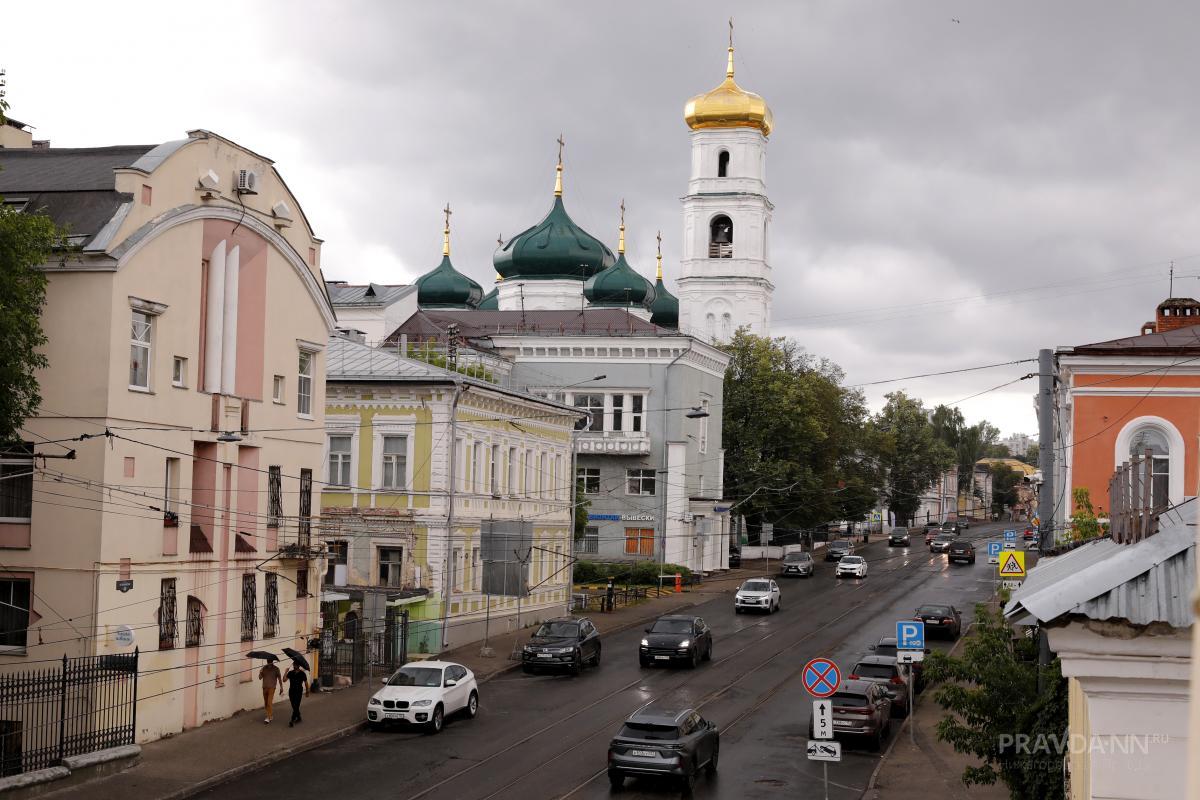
left=264, top=573, right=279, bottom=639
left=185, top=596, right=203, bottom=647
left=267, top=466, right=283, bottom=528
left=296, top=568, right=309, bottom=598
left=158, top=578, right=177, bottom=650
left=240, top=574, right=257, bottom=642
left=298, top=468, right=312, bottom=547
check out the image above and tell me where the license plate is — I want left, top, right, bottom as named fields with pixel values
left=385, top=712, right=403, bottom=719
left=537, top=653, right=554, bottom=658
left=654, top=655, right=669, bottom=660
left=834, top=720, right=852, bottom=727
left=630, top=749, right=656, bottom=757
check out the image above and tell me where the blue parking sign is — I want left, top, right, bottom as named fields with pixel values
left=1003, top=529, right=1017, bottom=541
left=897, top=620, right=925, bottom=650
left=988, top=542, right=1002, bottom=557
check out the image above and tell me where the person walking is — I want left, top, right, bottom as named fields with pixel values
left=258, top=659, right=282, bottom=724
left=284, top=660, right=309, bottom=727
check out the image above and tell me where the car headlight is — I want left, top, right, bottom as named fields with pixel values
left=411, top=699, right=432, bottom=707
left=554, top=646, right=576, bottom=654
left=369, top=698, right=382, bottom=706
left=523, top=645, right=536, bottom=653
left=678, top=640, right=690, bottom=649
left=640, top=638, right=649, bottom=646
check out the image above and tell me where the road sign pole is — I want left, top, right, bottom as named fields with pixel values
left=909, top=670, right=915, bottom=745
left=823, top=762, right=829, bottom=800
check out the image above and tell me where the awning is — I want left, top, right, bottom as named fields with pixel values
left=386, top=594, right=428, bottom=607
left=320, top=592, right=351, bottom=603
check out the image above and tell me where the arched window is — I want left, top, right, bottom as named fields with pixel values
left=721, top=313, right=732, bottom=340
left=717, top=150, right=729, bottom=178
left=705, top=313, right=716, bottom=340
left=1129, top=427, right=1170, bottom=508
left=709, top=215, right=733, bottom=258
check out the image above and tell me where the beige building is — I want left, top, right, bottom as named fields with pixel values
left=0, top=129, right=334, bottom=744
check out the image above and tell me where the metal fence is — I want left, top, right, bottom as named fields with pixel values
left=0, top=650, right=138, bottom=776
left=319, top=611, right=408, bottom=685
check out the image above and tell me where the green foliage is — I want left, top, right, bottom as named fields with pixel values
left=572, top=560, right=693, bottom=586
left=871, top=392, right=955, bottom=525
left=923, top=605, right=1067, bottom=798
left=404, top=343, right=496, bottom=383
left=1022, top=443, right=1040, bottom=466
left=721, top=332, right=880, bottom=531
left=1070, top=487, right=1102, bottom=541
left=989, top=462, right=1023, bottom=517
left=573, top=478, right=591, bottom=540
left=932, top=405, right=1001, bottom=495
left=0, top=205, right=62, bottom=441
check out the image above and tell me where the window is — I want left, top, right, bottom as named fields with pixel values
left=455, top=438, right=465, bottom=491
left=709, top=215, right=733, bottom=258
left=172, top=357, right=187, bottom=388
left=624, top=528, right=655, bottom=556
left=612, top=394, right=624, bottom=431
left=296, top=568, right=309, bottom=598
left=472, top=443, right=484, bottom=493
left=717, top=150, right=729, bottom=178
left=0, top=443, right=34, bottom=522
left=574, top=394, right=604, bottom=431
left=721, top=313, right=732, bottom=340
left=525, top=449, right=535, bottom=497
left=631, top=395, right=644, bottom=433
left=163, top=458, right=180, bottom=526
left=325, top=540, right=348, bottom=584
left=539, top=453, right=549, bottom=498
left=451, top=547, right=464, bottom=592
left=698, top=398, right=710, bottom=453
left=490, top=445, right=500, bottom=495
left=379, top=547, right=404, bottom=588
left=298, top=468, right=312, bottom=547
left=471, top=547, right=481, bottom=591
left=328, top=435, right=352, bottom=487
left=581, top=526, right=599, bottom=554
left=130, top=310, right=153, bottom=390
left=297, top=351, right=313, bottom=415
left=267, top=466, right=283, bottom=528
left=578, top=467, right=600, bottom=495
left=381, top=435, right=407, bottom=490
left=507, top=447, right=519, bottom=495
left=273, top=375, right=285, bottom=404
left=1130, top=428, right=1171, bottom=508
left=626, top=469, right=656, bottom=496
left=0, top=579, right=30, bottom=652
left=264, top=573, right=279, bottom=639
left=240, top=574, right=257, bottom=642
left=555, top=455, right=564, bottom=499
left=185, top=596, right=203, bottom=648
left=158, top=578, right=177, bottom=650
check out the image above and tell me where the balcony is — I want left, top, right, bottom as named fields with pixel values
left=575, top=430, right=651, bottom=456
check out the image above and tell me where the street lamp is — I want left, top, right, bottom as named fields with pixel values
left=685, top=406, right=710, bottom=419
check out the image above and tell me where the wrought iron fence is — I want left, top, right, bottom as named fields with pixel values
left=319, top=610, right=408, bottom=685
left=0, top=651, right=138, bottom=776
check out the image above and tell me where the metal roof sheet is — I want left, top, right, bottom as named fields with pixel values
left=326, top=282, right=414, bottom=307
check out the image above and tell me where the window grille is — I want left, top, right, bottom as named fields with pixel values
left=158, top=578, right=177, bottom=650
left=298, top=468, right=312, bottom=547
left=240, top=574, right=257, bottom=642
left=185, top=596, right=203, bottom=647
left=264, top=573, right=279, bottom=639
left=268, top=466, right=283, bottom=528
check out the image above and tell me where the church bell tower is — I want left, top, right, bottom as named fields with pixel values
left=678, top=27, right=774, bottom=342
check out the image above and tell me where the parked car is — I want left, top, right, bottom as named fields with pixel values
left=812, top=679, right=892, bottom=750
left=734, top=578, right=781, bottom=613
left=947, top=539, right=976, bottom=564
left=1022, top=527, right=1036, bottom=540
left=923, top=524, right=940, bottom=545
left=869, top=636, right=929, bottom=692
left=888, top=528, right=911, bottom=547
left=521, top=616, right=602, bottom=675
left=848, top=656, right=910, bottom=717
left=728, top=549, right=742, bottom=568
left=914, top=604, right=963, bottom=639
left=930, top=533, right=956, bottom=553
left=640, top=615, right=713, bottom=668
left=780, top=550, right=814, bottom=578
left=607, top=704, right=719, bottom=792
left=825, top=540, right=854, bottom=561
left=835, top=555, right=868, bottom=579
left=367, top=661, right=478, bottom=733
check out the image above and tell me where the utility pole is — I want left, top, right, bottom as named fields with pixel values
left=1037, top=349, right=1055, bottom=556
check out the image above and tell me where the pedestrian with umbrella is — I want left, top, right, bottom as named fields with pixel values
left=282, top=648, right=310, bottom=727
left=246, top=651, right=281, bottom=724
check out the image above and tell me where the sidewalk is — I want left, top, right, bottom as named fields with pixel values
left=53, top=568, right=752, bottom=800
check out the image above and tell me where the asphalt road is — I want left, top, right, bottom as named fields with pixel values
left=200, top=522, right=1027, bottom=800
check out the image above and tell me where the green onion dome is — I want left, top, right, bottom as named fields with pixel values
left=477, top=277, right=500, bottom=310
left=584, top=252, right=656, bottom=309
left=415, top=212, right=483, bottom=308
left=649, top=277, right=678, bottom=328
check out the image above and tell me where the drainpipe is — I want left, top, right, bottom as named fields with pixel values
left=659, top=344, right=693, bottom=587
left=439, top=381, right=465, bottom=650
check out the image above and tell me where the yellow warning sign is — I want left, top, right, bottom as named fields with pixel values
left=998, top=551, right=1026, bottom=578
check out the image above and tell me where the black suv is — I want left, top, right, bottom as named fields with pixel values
left=728, top=549, right=742, bottom=568
left=608, top=704, right=719, bottom=792
left=888, top=528, right=911, bottom=547
left=521, top=617, right=601, bottom=675
left=947, top=539, right=975, bottom=564
left=640, top=615, right=712, bottom=668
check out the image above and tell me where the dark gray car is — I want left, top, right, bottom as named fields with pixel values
left=639, top=615, right=712, bottom=668
left=608, top=704, right=719, bottom=792
left=825, top=540, right=853, bottom=561
left=521, top=617, right=601, bottom=675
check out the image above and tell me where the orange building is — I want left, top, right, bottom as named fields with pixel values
left=1053, top=298, right=1200, bottom=532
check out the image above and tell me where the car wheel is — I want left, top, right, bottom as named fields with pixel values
left=522, top=664, right=535, bottom=675
left=465, top=690, right=479, bottom=719
left=639, top=656, right=651, bottom=668
left=706, top=744, right=719, bottom=775
left=591, top=644, right=602, bottom=667
left=426, top=705, right=444, bottom=735
left=870, top=728, right=883, bottom=752
left=734, top=607, right=742, bottom=614
left=689, top=649, right=700, bottom=669
left=680, top=762, right=696, bottom=794
left=702, top=641, right=712, bottom=662
left=608, top=770, right=624, bottom=791
left=367, top=721, right=382, bottom=732
left=570, top=652, right=583, bottom=676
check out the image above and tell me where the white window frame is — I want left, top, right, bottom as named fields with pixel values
left=297, top=350, right=315, bottom=418
left=1113, top=416, right=1185, bottom=506
left=490, top=444, right=501, bottom=496
left=372, top=420, right=416, bottom=492
left=577, top=467, right=601, bottom=495
left=472, top=442, right=484, bottom=494
left=471, top=547, right=481, bottom=591
left=327, top=434, right=353, bottom=487
left=0, top=444, right=34, bottom=524
left=172, top=356, right=187, bottom=388
left=507, top=447, right=519, bottom=496
left=378, top=546, right=405, bottom=588
left=272, top=375, right=285, bottom=404
left=129, top=310, right=154, bottom=392
left=322, top=417, right=359, bottom=493
left=539, top=452, right=549, bottom=498
left=698, top=397, right=710, bottom=454
left=626, top=468, right=656, bottom=496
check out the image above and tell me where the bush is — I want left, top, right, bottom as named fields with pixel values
left=573, top=560, right=693, bottom=586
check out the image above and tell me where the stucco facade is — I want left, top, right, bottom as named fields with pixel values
left=0, top=130, right=334, bottom=743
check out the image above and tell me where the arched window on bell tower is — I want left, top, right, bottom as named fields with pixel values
left=717, top=150, right=729, bottom=178
left=709, top=215, right=733, bottom=258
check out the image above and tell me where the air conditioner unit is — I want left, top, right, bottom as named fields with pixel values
left=235, top=169, right=259, bottom=195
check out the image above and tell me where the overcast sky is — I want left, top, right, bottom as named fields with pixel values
left=7, top=1, right=1199, bottom=438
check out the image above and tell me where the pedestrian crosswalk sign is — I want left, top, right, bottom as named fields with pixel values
left=998, top=551, right=1026, bottom=578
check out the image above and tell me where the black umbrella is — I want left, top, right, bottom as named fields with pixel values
left=282, top=647, right=310, bottom=671
left=246, top=650, right=279, bottom=662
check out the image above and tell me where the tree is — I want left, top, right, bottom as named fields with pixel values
left=923, top=604, right=1067, bottom=798
left=1022, top=442, right=1039, bottom=466
left=573, top=478, right=591, bottom=540
left=989, top=462, right=1022, bottom=517
left=930, top=405, right=1002, bottom=498
left=722, top=332, right=879, bottom=533
left=1070, top=487, right=1102, bottom=541
left=871, top=392, right=954, bottom=525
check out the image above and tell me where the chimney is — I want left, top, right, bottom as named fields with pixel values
left=1154, top=298, right=1200, bottom=333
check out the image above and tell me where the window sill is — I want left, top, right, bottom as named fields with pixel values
left=0, top=649, right=28, bottom=657
left=273, top=399, right=286, bottom=405
left=298, top=413, right=314, bottom=421
left=128, top=386, right=154, bottom=395
left=171, top=382, right=187, bottom=390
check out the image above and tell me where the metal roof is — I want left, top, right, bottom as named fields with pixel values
left=1004, top=507, right=1195, bottom=629
left=325, top=282, right=414, bottom=307
left=1062, top=323, right=1200, bottom=356
left=386, top=308, right=668, bottom=341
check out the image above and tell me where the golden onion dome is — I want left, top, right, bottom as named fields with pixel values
left=684, top=45, right=773, bottom=137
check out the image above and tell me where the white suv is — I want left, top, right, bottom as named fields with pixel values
left=734, top=578, right=781, bottom=614
left=367, top=661, right=479, bottom=733
left=835, top=555, right=868, bottom=579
